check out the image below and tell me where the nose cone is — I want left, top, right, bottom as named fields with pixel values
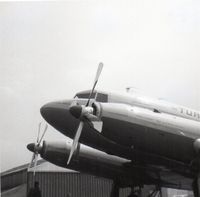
left=40, top=102, right=56, bottom=122
left=40, top=101, right=78, bottom=138
left=27, top=143, right=35, bottom=153
left=40, top=101, right=68, bottom=125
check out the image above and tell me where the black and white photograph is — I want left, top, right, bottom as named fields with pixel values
left=1, top=1, right=200, bottom=197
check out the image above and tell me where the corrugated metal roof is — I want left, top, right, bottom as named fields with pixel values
left=1, top=163, right=29, bottom=176
left=28, top=161, right=77, bottom=173
left=1, top=159, right=77, bottom=177
left=1, top=160, right=46, bottom=176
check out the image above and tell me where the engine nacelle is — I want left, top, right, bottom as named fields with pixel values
left=40, top=140, right=132, bottom=181
left=39, top=140, right=154, bottom=187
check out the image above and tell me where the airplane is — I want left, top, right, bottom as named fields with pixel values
left=27, top=63, right=200, bottom=197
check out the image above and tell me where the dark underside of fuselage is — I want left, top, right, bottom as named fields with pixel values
left=101, top=117, right=196, bottom=164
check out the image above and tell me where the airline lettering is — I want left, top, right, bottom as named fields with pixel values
left=180, top=108, right=200, bottom=119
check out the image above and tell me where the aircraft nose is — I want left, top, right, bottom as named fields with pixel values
left=40, top=101, right=67, bottom=124
left=40, top=101, right=78, bottom=137
left=40, top=102, right=55, bottom=121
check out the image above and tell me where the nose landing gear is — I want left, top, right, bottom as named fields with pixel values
left=147, top=186, right=162, bottom=197
left=110, top=180, right=163, bottom=197
left=127, top=187, right=142, bottom=197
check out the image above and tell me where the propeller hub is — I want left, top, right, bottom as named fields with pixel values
left=67, top=63, right=103, bottom=165
left=27, top=143, right=35, bottom=153
left=69, top=105, right=82, bottom=119
left=27, top=143, right=42, bottom=154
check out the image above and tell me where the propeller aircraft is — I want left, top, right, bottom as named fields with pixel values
left=27, top=63, right=200, bottom=197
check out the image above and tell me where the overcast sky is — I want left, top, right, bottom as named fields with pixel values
left=1, top=1, right=200, bottom=172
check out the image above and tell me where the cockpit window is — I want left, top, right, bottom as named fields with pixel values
left=75, top=92, right=96, bottom=99
left=96, top=93, right=108, bottom=102
left=75, top=92, right=108, bottom=103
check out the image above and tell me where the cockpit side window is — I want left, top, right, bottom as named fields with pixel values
left=96, top=93, right=108, bottom=102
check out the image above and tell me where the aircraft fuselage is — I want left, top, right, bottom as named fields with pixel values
left=40, top=90, right=200, bottom=169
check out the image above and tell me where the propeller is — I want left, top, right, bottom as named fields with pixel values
left=67, top=62, right=103, bottom=165
left=86, top=62, right=103, bottom=106
left=27, top=123, right=48, bottom=176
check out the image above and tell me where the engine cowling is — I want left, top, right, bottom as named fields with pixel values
left=39, top=140, right=147, bottom=187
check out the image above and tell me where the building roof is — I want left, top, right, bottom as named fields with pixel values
left=1, top=159, right=77, bottom=177
left=28, top=161, right=77, bottom=173
left=1, top=160, right=45, bottom=176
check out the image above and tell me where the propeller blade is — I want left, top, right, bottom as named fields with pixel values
left=38, top=124, right=48, bottom=145
left=29, top=153, right=35, bottom=168
left=67, top=63, right=103, bottom=164
left=67, top=121, right=84, bottom=165
left=27, top=123, right=48, bottom=175
left=33, top=154, right=38, bottom=176
left=37, top=122, right=42, bottom=143
left=86, top=62, right=103, bottom=106
left=94, top=62, right=103, bottom=84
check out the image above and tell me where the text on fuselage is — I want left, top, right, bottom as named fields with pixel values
left=180, top=108, right=200, bottom=120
